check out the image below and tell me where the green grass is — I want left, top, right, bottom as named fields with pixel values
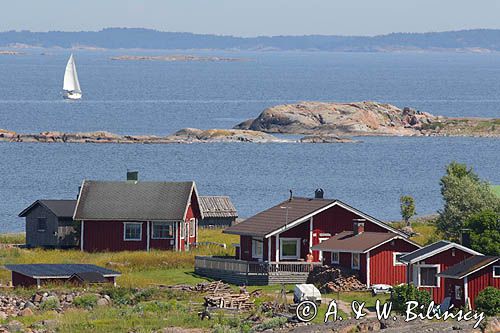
left=492, top=185, right=500, bottom=198
left=0, top=232, right=25, bottom=244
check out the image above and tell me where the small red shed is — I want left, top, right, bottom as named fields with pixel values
left=311, top=224, right=420, bottom=287
left=399, top=241, right=482, bottom=305
left=74, top=178, right=203, bottom=252
left=438, top=255, right=500, bottom=309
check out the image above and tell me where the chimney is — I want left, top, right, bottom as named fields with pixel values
left=353, top=219, right=365, bottom=235
left=314, top=188, right=324, bottom=199
left=127, top=170, right=139, bottom=182
left=461, top=229, right=471, bottom=248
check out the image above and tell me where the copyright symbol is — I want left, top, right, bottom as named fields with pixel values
left=296, top=300, right=317, bottom=322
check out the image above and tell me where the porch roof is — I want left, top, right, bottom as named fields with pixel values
left=398, top=240, right=482, bottom=264
left=438, top=255, right=499, bottom=279
left=311, top=231, right=398, bottom=253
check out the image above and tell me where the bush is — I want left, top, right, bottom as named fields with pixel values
left=252, top=317, right=287, bottom=331
left=475, top=287, right=500, bottom=316
left=102, top=287, right=135, bottom=306
left=391, top=284, right=432, bottom=314
left=73, top=294, right=99, bottom=309
left=40, top=296, right=60, bottom=310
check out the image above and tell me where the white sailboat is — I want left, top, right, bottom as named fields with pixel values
left=63, top=54, right=82, bottom=100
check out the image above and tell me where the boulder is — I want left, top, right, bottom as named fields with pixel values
left=96, top=298, right=109, bottom=307
left=19, top=307, right=33, bottom=317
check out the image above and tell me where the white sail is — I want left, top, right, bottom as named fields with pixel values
left=63, top=54, right=82, bottom=93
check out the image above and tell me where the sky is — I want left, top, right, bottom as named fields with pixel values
left=2, top=0, right=500, bottom=36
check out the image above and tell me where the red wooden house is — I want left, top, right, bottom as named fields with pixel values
left=311, top=222, right=420, bottom=287
left=73, top=179, right=203, bottom=252
left=438, top=255, right=500, bottom=309
left=224, top=192, right=411, bottom=264
left=398, top=241, right=482, bottom=305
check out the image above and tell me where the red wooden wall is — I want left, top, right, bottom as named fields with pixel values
left=466, top=263, right=500, bottom=308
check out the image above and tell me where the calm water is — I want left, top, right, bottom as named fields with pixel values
left=0, top=50, right=499, bottom=232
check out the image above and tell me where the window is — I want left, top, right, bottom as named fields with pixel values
left=455, top=285, right=463, bottom=300
left=280, top=238, right=300, bottom=260
left=37, top=218, right=47, bottom=232
left=180, top=222, right=186, bottom=239
left=493, top=266, right=500, bottom=278
left=152, top=222, right=175, bottom=239
left=331, top=252, right=340, bottom=264
left=189, top=219, right=196, bottom=237
left=252, top=238, right=263, bottom=259
left=124, top=223, right=142, bottom=241
left=393, top=252, right=407, bottom=266
left=351, top=253, right=360, bottom=269
left=418, top=265, right=439, bottom=287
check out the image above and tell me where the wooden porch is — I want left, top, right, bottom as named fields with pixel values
left=194, top=256, right=322, bottom=285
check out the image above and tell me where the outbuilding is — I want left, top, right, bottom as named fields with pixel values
left=4, top=264, right=121, bottom=288
left=19, top=200, right=78, bottom=248
left=199, top=196, right=238, bottom=228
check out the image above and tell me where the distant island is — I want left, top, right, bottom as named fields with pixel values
left=1, top=28, right=500, bottom=52
left=110, top=55, right=247, bottom=62
left=236, top=101, right=500, bottom=137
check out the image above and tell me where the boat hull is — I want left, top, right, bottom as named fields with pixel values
left=63, top=91, right=82, bottom=100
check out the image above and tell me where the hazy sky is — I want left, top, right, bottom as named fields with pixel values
left=2, top=0, right=500, bottom=36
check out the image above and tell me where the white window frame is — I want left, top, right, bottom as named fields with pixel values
left=180, top=221, right=186, bottom=239
left=417, top=264, right=440, bottom=288
left=123, top=222, right=142, bottom=241
left=252, top=238, right=263, bottom=260
left=493, top=266, right=500, bottom=278
left=189, top=218, right=196, bottom=238
left=331, top=251, right=340, bottom=264
left=151, top=221, right=176, bottom=240
left=393, top=252, right=408, bottom=266
left=351, top=253, right=360, bottom=270
left=280, top=238, right=301, bottom=260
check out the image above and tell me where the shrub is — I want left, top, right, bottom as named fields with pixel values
left=73, top=294, right=99, bottom=309
left=475, top=287, right=500, bottom=316
left=252, top=317, right=287, bottom=331
left=40, top=296, right=60, bottom=310
left=102, top=287, right=135, bottom=306
left=391, top=284, right=432, bottom=314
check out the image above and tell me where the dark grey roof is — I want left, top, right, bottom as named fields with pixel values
left=4, top=264, right=120, bottom=278
left=398, top=241, right=452, bottom=263
left=19, top=200, right=77, bottom=218
left=398, top=240, right=482, bottom=263
left=200, top=196, right=238, bottom=218
left=438, top=256, right=500, bottom=279
left=74, top=180, right=198, bottom=221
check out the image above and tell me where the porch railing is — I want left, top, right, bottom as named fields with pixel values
left=195, top=256, right=321, bottom=275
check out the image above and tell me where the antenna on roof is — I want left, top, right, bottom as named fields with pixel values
left=289, top=189, right=293, bottom=201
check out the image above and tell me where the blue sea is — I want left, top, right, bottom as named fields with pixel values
left=0, top=49, right=499, bottom=232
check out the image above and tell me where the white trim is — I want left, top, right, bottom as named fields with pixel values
left=416, top=264, right=440, bottom=288
left=180, top=221, right=185, bottom=240
left=264, top=200, right=408, bottom=239
left=366, top=252, right=371, bottom=288
left=309, top=217, right=313, bottom=251
left=72, top=179, right=85, bottom=220
left=393, top=252, right=408, bottom=266
left=280, top=237, right=301, bottom=260
left=175, top=222, right=179, bottom=251
left=400, top=241, right=482, bottom=264
left=351, top=253, right=360, bottom=270
left=493, top=266, right=500, bottom=278
left=123, top=222, right=142, bottom=241
left=146, top=221, right=150, bottom=251
left=31, top=274, right=120, bottom=279
left=275, top=234, right=280, bottom=263
left=80, top=220, right=84, bottom=251
left=267, top=238, right=271, bottom=262
left=318, top=237, right=329, bottom=261
left=331, top=251, right=340, bottom=264
left=151, top=221, right=177, bottom=240
left=464, top=276, right=469, bottom=309
left=252, top=237, right=264, bottom=260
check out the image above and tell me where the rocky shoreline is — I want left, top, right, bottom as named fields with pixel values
left=235, top=101, right=500, bottom=137
left=0, top=128, right=356, bottom=144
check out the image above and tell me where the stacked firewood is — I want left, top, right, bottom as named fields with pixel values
left=164, top=281, right=232, bottom=293
left=204, top=292, right=254, bottom=311
left=307, top=266, right=366, bottom=293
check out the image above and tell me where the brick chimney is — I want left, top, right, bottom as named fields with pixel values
left=353, top=219, right=365, bottom=235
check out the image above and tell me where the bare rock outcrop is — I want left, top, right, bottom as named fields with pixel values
left=235, top=101, right=500, bottom=137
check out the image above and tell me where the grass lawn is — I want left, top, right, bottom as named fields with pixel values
left=492, top=185, right=500, bottom=198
